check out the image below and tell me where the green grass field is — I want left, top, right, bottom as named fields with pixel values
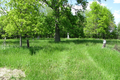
left=0, top=38, right=120, bottom=80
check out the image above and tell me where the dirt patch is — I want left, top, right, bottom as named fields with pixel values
left=0, top=68, right=25, bottom=80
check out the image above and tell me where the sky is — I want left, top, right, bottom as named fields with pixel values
left=68, top=0, right=120, bottom=26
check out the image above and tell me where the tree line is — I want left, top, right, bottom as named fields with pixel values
left=0, top=0, right=118, bottom=47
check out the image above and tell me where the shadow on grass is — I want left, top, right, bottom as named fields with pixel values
left=1, top=38, right=120, bottom=45
left=1, top=38, right=120, bottom=55
left=49, top=39, right=120, bottom=45
left=0, top=39, right=27, bottom=45
left=28, top=46, right=43, bottom=55
left=49, top=39, right=102, bottom=44
left=22, top=45, right=67, bottom=56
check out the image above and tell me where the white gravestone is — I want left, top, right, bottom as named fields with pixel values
left=67, top=33, right=69, bottom=39
left=103, top=39, right=106, bottom=48
left=37, top=36, right=40, bottom=39
left=4, top=37, right=6, bottom=46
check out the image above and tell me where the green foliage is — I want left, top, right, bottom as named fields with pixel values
left=59, top=5, right=85, bottom=38
left=76, top=0, right=88, bottom=9
left=0, top=0, right=46, bottom=46
left=1, top=0, right=44, bottom=37
left=0, top=15, right=5, bottom=37
left=0, top=0, right=109, bottom=40
left=118, top=22, right=120, bottom=32
left=117, top=22, right=120, bottom=38
left=43, top=0, right=88, bottom=41
left=41, top=6, right=55, bottom=37
left=84, top=1, right=116, bottom=38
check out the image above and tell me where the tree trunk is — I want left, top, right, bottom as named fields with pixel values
left=27, top=39, right=29, bottom=48
left=20, top=35, right=22, bottom=47
left=55, top=23, right=60, bottom=42
left=54, top=3, right=60, bottom=42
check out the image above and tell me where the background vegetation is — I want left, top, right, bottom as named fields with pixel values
left=0, top=0, right=118, bottom=44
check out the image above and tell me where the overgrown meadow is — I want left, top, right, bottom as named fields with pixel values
left=0, top=38, right=120, bottom=80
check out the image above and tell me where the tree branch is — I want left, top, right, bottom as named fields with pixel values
left=42, top=0, right=53, bottom=9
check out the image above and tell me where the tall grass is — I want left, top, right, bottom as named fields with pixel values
left=0, top=38, right=120, bottom=80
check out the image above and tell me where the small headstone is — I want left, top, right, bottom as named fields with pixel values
left=33, top=37, right=34, bottom=41
left=102, top=39, right=106, bottom=48
left=67, top=33, right=69, bottom=39
left=3, top=37, right=6, bottom=47
left=37, top=36, right=40, bottom=39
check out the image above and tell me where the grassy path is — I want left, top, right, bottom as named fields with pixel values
left=1, top=38, right=120, bottom=80
left=57, top=51, right=68, bottom=80
left=84, top=49, right=113, bottom=80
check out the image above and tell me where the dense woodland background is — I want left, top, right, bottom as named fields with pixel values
left=0, top=0, right=120, bottom=45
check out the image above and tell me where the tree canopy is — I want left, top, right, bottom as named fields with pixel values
left=84, top=1, right=116, bottom=38
left=1, top=0, right=44, bottom=47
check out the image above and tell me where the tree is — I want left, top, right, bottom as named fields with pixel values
left=43, top=6, right=55, bottom=38
left=0, top=15, right=5, bottom=38
left=84, top=1, right=115, bottom=38
left=118, top=22, right=120, bottom=38
left=2, top=0, right=43, bottom=47
left=59, top=6, right=85, bottom=38
left=0, top=1, right=8, bottom=46
left=1, top=0, right=107, bottom=42
left=118, top=22, right=120, bottom=32
left=43, top=0, right=88, bottom=42
left=42, top=0, right=107, bottom=40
